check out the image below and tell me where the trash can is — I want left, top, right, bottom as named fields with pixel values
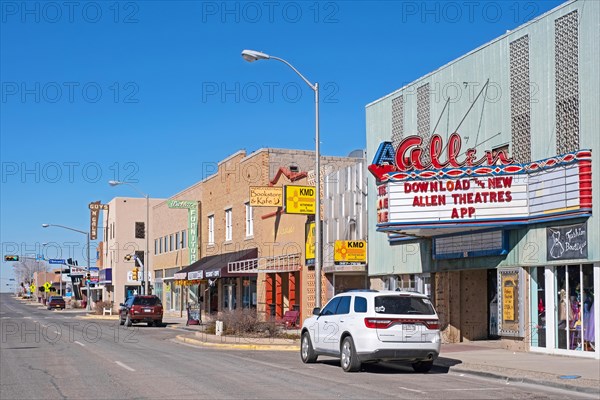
left=82, top=300, right=87, bottom=309
left=215, top=320, right=224, bottom=336
left=43, top=298, right=47, bottom=305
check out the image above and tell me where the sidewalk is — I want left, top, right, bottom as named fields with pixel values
left=436, top=342, right=599, bottom=394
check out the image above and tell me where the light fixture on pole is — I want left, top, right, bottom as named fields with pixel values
left=108, top=180, right=150, bottom=295
left=241, top=49, right=322, bottom=308
left=42, top=224, right=91, bottom=311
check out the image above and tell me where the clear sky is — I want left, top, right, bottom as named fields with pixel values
left=0, top=0, right=565, bottom=288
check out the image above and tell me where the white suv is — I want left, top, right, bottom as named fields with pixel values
left=300, top=290, right=441, bottom=372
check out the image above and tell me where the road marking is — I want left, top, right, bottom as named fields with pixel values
left=115, top=361, right=135, bottom=372
left=398, top=387, right=425, bottom=394
left=429, top=387, right=507, bottom=391
left=74, top=341, right=85, bottom=347
left=23, top=316, right=32, bottom=319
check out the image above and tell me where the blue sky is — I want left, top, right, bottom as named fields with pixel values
left=0, top=0, right=565, bottom=287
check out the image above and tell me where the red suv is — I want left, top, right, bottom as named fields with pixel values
left=119, top=295, right=163, bottom=327
left=47, top=296, right=66, bottom=310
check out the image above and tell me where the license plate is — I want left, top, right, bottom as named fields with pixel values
left=404, top=324, right=416, bottom=331
left=144, top=308, right=152, bottom=312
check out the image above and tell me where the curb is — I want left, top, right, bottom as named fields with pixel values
left=438, top=363, right=600, bottom=395
left=76, top=314, right=119, bottom=320
left=175, top=334, right=299, bottom=351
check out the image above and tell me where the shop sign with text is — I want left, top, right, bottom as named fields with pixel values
left=370, top=134, right=592, bottom=237
left=285, top=185, right=316, bottom=215
left=167, top=199, right=199, bottom=264
left=249, top=186, right=283, bottom=207
left=334, top=240, right=367, bottom=265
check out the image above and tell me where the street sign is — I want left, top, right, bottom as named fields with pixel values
left=48, top=259, right=66, bottom=264
left=43, top=282, right=52, bottom=292
left=29, top=284, right=36, bottom=293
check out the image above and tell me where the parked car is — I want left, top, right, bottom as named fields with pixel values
left=47, top=296, right=66, bottom=310
left=119, top=295, right=163, bottom=327
left=300, top=290, right=441, bottom=373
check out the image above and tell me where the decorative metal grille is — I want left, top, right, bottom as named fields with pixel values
left=509, top=35, right=531, bottom=163
left=391, top=95, right=404, bottom=148
left=417, top=84, right=431, bottom=165
left=555, top=10, right=580, bottom=154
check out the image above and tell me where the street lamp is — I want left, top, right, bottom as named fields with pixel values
left=109, top=180, right=150, bottom=295
left=42, top=224, right=91, bottom=311
left=241, top=49, right=323, bottom=308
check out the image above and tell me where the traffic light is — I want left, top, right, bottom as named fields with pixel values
left=4, top=255, right=19, bottom=261
left=132, top=267, right=139, bottom=281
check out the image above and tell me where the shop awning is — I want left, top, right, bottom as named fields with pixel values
left=179, top=248, right=259, bottom=279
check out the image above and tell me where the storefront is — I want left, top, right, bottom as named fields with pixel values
left=365, top=1, right=598, bottom=358
left=177, top=248, right=259, bottom=316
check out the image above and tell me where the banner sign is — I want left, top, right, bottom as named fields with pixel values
left=334, top=240, right=367, bottom=265
left=370, top=135, right=592, bottom=238
left=249, top=186, right=283, bottom=207
left=546, top=222, right=588, bottom=261
left=285, top=185, right=316, bottom=215
left=48, top=259, right=65, bottom=264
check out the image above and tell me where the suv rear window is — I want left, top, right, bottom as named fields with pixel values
left=133, top=297, right=161, bottom=306
left=374, top=296, right=435, bottom=315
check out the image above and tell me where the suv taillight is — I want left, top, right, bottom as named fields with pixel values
left=364, top=318, right=439, bottom=330
left=364, top=318, right=393, bottom=329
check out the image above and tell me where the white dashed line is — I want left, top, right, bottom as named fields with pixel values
left=74, top=341, right=85, bottom=347
left=398, top=387, right=425, bottom=394
left=115, top=361, right=135, bottom=372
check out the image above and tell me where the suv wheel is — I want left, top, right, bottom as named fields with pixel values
left=300, top=332, right=318, bottom=363
left=340, top=336, right=361, bottom=372
left=412, top=360, right=433, bottom=373
left=125, top=314, right=132, bottom=327
left=155, top=319, right=163, bottom=327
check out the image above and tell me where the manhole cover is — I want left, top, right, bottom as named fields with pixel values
left=558, top=375, right=581, bottom=379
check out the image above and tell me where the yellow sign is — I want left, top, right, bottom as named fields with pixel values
left=249, top=186, right=283, bottom=207
left=43, top=282, right=52, bottom=293
left=285, top=185, right=316, bottom=215
left=334, top=241, right=367, bottom=265
left=502, top=274, right=517, bottom=322
left=305, top=221, right=315, bottom=266
left=29, top=284, right=36, bottom=293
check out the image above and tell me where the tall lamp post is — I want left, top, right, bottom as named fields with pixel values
left=241, top=49, right=322, bottom=308
left=109, top=180, right=150, bottom=295
left=42, top=224, right=91, bottom=311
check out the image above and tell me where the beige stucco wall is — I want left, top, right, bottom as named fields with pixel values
left=101, top=197, right=163, bottom=307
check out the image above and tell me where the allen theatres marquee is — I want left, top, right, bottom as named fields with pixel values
left=369, top=133, right=592, bottom=239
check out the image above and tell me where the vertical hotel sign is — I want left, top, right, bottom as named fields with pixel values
left=88, top=201, right=109, bottom=240
left=167, top=200, right=199, bottom=264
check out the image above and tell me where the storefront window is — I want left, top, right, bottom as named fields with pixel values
left=242, top=277, right=257, bottom=309
left=554, top=264, right=595, bottom=352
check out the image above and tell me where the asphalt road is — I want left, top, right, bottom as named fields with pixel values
left=1, top=293, right=596, bottom=400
